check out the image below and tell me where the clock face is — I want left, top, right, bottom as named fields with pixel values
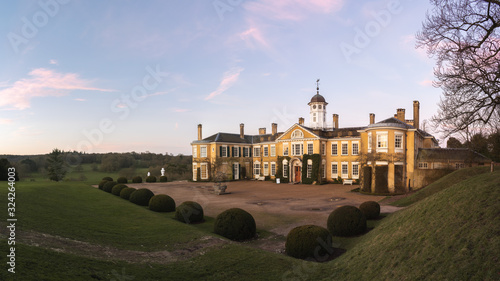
left=313, top=105, right=316, bottom=109
left=318, top=105, right=322, bottom=109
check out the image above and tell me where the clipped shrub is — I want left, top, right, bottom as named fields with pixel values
left=98, top=180, right=109, bottom=190
left=111, top=184, right=128, bottom=196
left=102, top=176, right=113, bottom=181
left=214, top=208, right=256, bottom=241
left=103, top=181, right=117, bottom=193
left=117, top=177, right=128, bottom=184
left=327, top=205, right=367, bottom=237
left=359, top=201, right=381, bottom=220
left=120, top=187, right=136, bottom=200
left=175, top=201, right=204, bottom=224
left=159, top=176, right=168, bottom=182
left=132, top=176, right=142, bottom=183
left=285, top=225, right=333, bottom=261
left=149, top=194, right=176, bottom=212
left=129, top=188, right=155, bottom=206
left=146, top=176, right=157, bottom=183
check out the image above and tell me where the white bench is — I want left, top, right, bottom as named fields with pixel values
left=343, top=179, right=353, bottom=185
left=257, top=176, right=265, bottom=181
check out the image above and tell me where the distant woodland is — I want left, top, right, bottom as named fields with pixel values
left=0, top=151, right=192, bottom=181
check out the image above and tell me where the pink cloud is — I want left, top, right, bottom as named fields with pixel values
left=205, top=67, right=244, bottom=100
left=0, top=68, right=114, bottom=110
left=239, top=27, right=270, bottom=49
left=173, top=108, right=190, bottom=113
left=244, top=0, right=344, bottom=21
left=0, top=118, right=13, bottom=124
left=74, top=98, right=86, bottom=102
left=419, top=80, right=434, bottom=87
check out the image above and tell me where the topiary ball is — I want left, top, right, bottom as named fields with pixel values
left=98, top=180, right=109, bottom=190
left=132, top=176, right=142, bottom=183
left=175, top=201, right=204, bottom=224
left=102, top=176, right=113, bottom=181
left=214, top=208, right=256, bottom=241
left=129, top=188, right=155, bottom=206
left=159, top=176, right=168, bottom=182
left=103, top=181, right=117, bottom=193
left=120, top=187, right=136, bottom=200
left=117, top=177, right=128, bottom=184
left=148, top=194, right=176, bottom=212
left=359, top=201, right=381, bottom=220
left=327, top=205, right=367, bottom=237
left=112, top=184, right=128, bottom=196
left=285, top=225, right=333, bottom=261
left=146, top=176, right=157, bottom=183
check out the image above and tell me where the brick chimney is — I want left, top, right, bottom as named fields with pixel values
left=333, top=114, right=339, bottom=129
left=413, top=100, right=420, bottom=129
left=197, top=124, right=202, bottom=140
left=240, top=123, right=244, bottom=139
left=397, top=108, right=405, bottom=122
left=272, top=123, right=277, bottom=136
left=299, top=117, right=304, bottom=125
left=369, top=113, right=375, bottom=125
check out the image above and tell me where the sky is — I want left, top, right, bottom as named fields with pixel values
left=0, top=0, right=443, bottom=156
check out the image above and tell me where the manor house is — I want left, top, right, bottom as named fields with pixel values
left=191, top=85, right=491, bottom=193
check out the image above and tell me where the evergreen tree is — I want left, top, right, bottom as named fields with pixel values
left=46, top=149, right=67, bottom=182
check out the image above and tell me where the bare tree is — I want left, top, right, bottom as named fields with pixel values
left=416, top=0, right=500, bottom=137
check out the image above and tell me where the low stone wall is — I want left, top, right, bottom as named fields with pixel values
left=413, top=169, right=455, bottom=190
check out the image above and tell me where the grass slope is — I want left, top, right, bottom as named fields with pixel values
left=314, top=170, right=500, bottom=280
left=391, top=166, right=490, bottom=207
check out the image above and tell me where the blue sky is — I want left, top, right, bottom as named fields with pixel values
left=0, top=0, right=442, bottom=155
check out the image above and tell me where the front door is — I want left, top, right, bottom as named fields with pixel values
left=294, top=166, right=301, bottom=183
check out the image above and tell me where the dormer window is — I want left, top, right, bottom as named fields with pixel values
left=291, top=129, right=304, bottom=139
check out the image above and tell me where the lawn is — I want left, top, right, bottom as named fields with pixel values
left=0, top=168, right=498, bottom=280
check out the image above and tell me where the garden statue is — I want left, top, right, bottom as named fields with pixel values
left=147, top=172, right=150, bottom=177
left=161, top=168, right=165, bottom=176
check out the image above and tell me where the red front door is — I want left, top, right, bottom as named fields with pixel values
left=294, top=166, right=301, bottom=183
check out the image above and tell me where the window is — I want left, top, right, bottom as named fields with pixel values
left=418, top=162, right=428, bottom=169
left=352, top=142, right=359, bottom=156
left=200, top=146, right=207, bottom=158
left=271, top=162, right=276, bottom=176
left=221, top=146, right=228, bottom=157
left=321, top=143, right=326, bottom=155
left=341, top=163, right=349, bottom=178
left=291, top=130, right=304, bottom=139
left=263, top=146, right=269, bottom=157
left=368, top=133, right=372, bottom=153
left=307, top=164, right=312, bottom=178
left=271, top=145, right=276, bottom=157
left=331, top=163, right=338, bottom=178
left=292, top=143, right=303, bottom=156
left=193, top=146, right=197, bottom=158
left=395, top=133, right=403, bottom=152
left=352, top=163, right=359, bottom=179
left=253, top=163, right=261, bottom=175
left=201, top=163, right=208, bottom=179
left=331, top=143, right=338, bottom=156
left=341, top=143, right=348, bottom=155
left=263, top=162, right=269, bottom=176
left=243, top=147, right=249, bottom=157
left=192, top=164, right=197, bottom=181
left=455, top=163, right=465, bottom=169
left=307, top=143, right=314, bottom=154
left=322, top=163, right=326, bottom=178
left=254, top=147, right=261, bottom=157
left=313, top=113, right=317, bottom=122
left=283, top=144, right=289, bottom=156
left=377, top=132, right=388, bottom=152
left=233, top=146, right=239, bottom=157
left=283, top=160, right=289, bottom=178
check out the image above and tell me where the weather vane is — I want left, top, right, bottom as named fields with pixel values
left=316, top=79, right=320, bottom=93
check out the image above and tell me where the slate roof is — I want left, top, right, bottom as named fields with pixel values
left=368, top=117, right=415, bottom=130
left=192, top=132, right=283, bottom=144
left=417, top=148, right=491, bottom=162
left=309, top=93, right=326, bottom=103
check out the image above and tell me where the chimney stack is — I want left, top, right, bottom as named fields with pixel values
left=299, top=117, right=304, bottom=125
left=240, top=123, right=244, bottom=139
left=333, top=114, right=339, bottom=129
left=413, top=100, right=420, bottom=129
left=259, top=128, right=266, bottom=135
left=369, top=113, right=375, bottom=125
left=272, top=123, right=277, bottom=136
left=397, top=108, right=405, bottom=122
left=197, top=124, right=202, bottom=140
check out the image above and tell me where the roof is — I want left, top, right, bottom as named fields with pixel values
left=192, top=132, right=283, bottom=144
left=368, top=117, right=414, bottom=130
left=309, top=93, right=326, bottom=104
left=417, top=148, right=491, bottom=163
